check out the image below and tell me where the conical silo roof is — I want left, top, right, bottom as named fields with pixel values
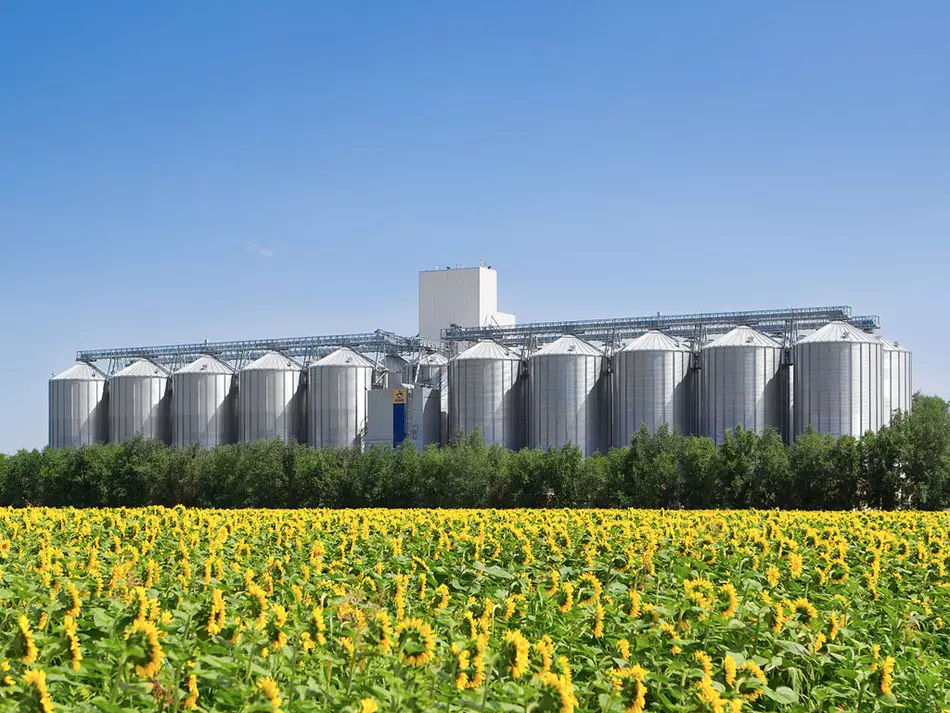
left=243, top=351, right=303, bottom=371
left=454, top=340, right=520, bottom=361
left=622, top=330, right=689, bottom=352
left=52, top=362, right=107, bottom=381
left=534, top=335, right=603, bottom=356
left=798, top=321, right=878, bottom=344
left=705, top=326, right=780, bottom=349
left=174, top=354, right=234, bottom=375
left=875, top=335, right=909, bottom=352
left=112, top=359, right=169, bottom=378
left=313, top=347, right=375, bottom=368
left=410, top=352, right=449, bottom=366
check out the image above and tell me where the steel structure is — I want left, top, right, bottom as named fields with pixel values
left=76, top=307, right=881, bottom=375
left=77, top=331, right=450, bottom=373
left=442, top=307, right=880, bottom=348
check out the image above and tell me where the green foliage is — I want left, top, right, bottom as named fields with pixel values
left=2, top=393, right=949, bottom=509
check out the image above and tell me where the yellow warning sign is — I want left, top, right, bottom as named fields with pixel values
left=392, top=389, right=407, bottom=404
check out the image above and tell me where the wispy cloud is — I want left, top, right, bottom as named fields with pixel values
left=246, top=242, right=275, bottom=258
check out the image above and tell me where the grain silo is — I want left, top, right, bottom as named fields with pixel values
left=405, top=351, right=450, bottom=443
left=404, top=352, right=448, bottom=385
left=793, top=321, right=882, bottom=438
left=171, top=355, right=237, bottom=448
left=612, top=330, right=693, bottom=445
left=238, top=351, right=305, bottom=443
left=109, top=360, right=170, bottom=443
left=528, top=335, right=606, bottom=456
left=879, top=337, right=912, bottom=425
left=49, top=362, right=109, bottom=448
left=448, top=340, right=524, bottom=449
left=700, top=326, right=784, bottom=444
left=308, top=347, right=373, bottom=449
left=382, top=354, right=409, bottom=388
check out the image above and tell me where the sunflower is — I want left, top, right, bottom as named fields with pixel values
left=182, top=674, right=198, bottom=710
left=22, top=669, right=54, bottom=713
left=737, top=660, right=766, bottom=701
left=503, top=629, right=530, bottom=679
left=611, top=664, right=648, bottom=713
left=395, top=618, right=435, bottom=667
left=575, top=573, right=602, bottom=607
left=124, top=618, right=165, bottom=678
left=257, top=676, right=282, bottom=711
left=16, top=615, right=38, bottom=665
left=63, top=614, right=82, bottom=671
left=207, top=588, right=226, bottom=636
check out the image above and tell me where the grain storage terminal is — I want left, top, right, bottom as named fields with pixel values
left=49, top=266, right=911, bottom=453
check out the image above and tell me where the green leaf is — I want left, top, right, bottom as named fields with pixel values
left=90, top=699, right=126, bottom=713
left=764, top=686, right=798, bottom=705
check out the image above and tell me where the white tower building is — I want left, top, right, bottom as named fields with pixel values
left=418, top=266, right=515, bottom=340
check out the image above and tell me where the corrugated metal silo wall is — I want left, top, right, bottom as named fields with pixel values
left=700, top=345, right=784, bottom=444
left=611, top=349, right=692, bottom=446
left=239, top=369, right=305, bottom=443
left=109, top=374, right=170, bottom=444
left=793, top=341, right=883, bottom=438
left=171, top=373, right=237, bottom=448
left=308, top=365, right=372, bottom=449
left=448, top=357, right=524, bottom=449
left=882, top=348, right=912, bottom=425
left=781, top=354, right=793, bottom=444
left=528, top=353, right=606, bottom=456
left=49, top=379, right=109, bottom=448
left=382, top=356, right=408, bottom=389
left=439, top=369, right=449, bottom=446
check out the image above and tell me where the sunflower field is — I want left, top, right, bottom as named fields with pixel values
left=1, top=507, right=949, bottom=713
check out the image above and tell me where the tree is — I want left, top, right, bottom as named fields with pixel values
left=680, top=436, right=718, bottom=508
left=716, top=425, right=757, bottom=508
left=789, top=429, right=836, bottom=509
left=901, top=395, right=950, bottom=509
left=828, top=435, right=861, bottom=510
left=752, top=428, right=792, bottom=509
left=618, top=425, right=682, bottom=508
left=861, top=425, right=906, bottom=509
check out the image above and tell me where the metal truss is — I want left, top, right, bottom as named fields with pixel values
left=77, top=330, right=450, bottom=373
left=76, top=306, right=882, bottom=373
left=442, top=307, right=880, bottom=348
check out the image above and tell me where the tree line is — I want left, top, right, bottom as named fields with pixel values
left=2, top=394, right=948, bottom=510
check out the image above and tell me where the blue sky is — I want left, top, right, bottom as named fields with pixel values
left=1, top=1, right=948, bottom=453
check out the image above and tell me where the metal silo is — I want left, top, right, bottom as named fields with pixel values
left=406, top=352, right=450, bottom=444
left=528, top=335, right=606, bottom=456
left=308, top=347, right=374, bottom=449
left=49, top=362, right=109, bottom=448
left=793, top=321, right=883, bottom=438
left=171, top=355, right=237, bottom=448
left=448, top=340, right=524, bottom=449
left=879, top=337, right=912, bottom=425
left=612, top=330, right=693, bottom=446
left=238, top=351, right=305, bottom=443
left=700, top=326, right=784, bottom=444
left=404, top=352, right=448, bottom=385
left=109, top=360, right=170, bottom=444
left=382, top=354, right=409, bottom=388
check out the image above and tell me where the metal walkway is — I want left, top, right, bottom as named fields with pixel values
left=442, top=306, right=880, bottom=346
left=77, top=331, right=449, bottom=373
left=77, top=305, right=881, bottom=372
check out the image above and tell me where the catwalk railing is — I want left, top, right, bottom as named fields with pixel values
left=77, top=331, right=450, bottom=372
left=442, top=306, right=880, bottom=345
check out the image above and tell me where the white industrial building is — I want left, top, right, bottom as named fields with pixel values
left=418, top=265, right=515, bottom=340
